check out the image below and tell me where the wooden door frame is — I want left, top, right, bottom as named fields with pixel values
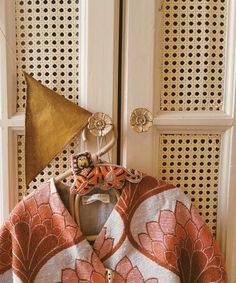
left=0, top=0, right=20, bottom=223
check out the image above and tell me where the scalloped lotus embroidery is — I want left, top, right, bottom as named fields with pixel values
left=114, top=256, right=159, bottom=283
left=0, top=226, right=12, bottom=274
left=4, top=184, right=83, bottom=282
left=138, top=201, right=227, bottom=282
left=58, top=251, right=106, bottom=283
left=59, top=255, right=159, bottom=283
left=93, top=227, right=115, bottom=260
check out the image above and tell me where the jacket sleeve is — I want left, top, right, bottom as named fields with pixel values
left=0, top=223, right=13, bottom=282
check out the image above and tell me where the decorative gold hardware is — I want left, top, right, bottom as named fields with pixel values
left=130, top=108, right=153, bottom=133
left=88, top=112, right=113, bottom=137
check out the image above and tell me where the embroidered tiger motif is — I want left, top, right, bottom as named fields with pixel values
left=71, top=153, right=143, bottom=195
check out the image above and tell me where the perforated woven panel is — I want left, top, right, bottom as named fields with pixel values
left=159, top=134, right=221, bottom=235
left=15, top=0, right=80, bottom=111
left=17, top=135, right=80, bottom=200
left=160, top=0, right=227, bottom=111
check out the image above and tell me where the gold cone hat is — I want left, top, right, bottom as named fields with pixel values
left=24, top=73, right=92, bottom=185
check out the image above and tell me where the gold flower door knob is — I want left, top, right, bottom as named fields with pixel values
left=88, top=112, right=113, bottom=137
left=130, top=108, right=153, bottom=133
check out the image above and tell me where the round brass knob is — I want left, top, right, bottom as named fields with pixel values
left=88, top=112, right=113, bottom=137
left=130, top=108, right=153, bottom=133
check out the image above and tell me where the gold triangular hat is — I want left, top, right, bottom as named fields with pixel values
left=24, top=73, right=92, bottom=185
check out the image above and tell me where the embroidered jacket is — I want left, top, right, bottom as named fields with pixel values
left=0, top=172, right=227, bottom=282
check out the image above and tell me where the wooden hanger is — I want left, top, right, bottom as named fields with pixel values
left=54, top=126, right=117, bottom=184
left=55, top=125, right=120, bottom=241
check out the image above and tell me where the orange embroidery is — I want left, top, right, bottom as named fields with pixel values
left=59, top=252, right=106, bottom=283
left=137, top=201, right=227, bottom=282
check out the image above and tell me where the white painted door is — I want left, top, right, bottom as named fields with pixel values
left=121, top=0, right=236, bottom=281
left=0, top=0, right=119, bottom=220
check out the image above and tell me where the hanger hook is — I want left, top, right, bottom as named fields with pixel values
left=54, top=115, right=117, bottom=184
left=81, top=126, right=117, bottom=161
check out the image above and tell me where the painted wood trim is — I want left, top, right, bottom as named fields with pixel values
left=79, top=0, right=119, bottom=161
left=223, top=0, right=236, bottom=280
left=0, top=0, right=8, bottom=223
left=0, top=2, right=8, bottom=121
left=225, top=128, right=236, bottom=282
left=154, top=112, right=233, bottom=127
left=121, top=0, right=156, bottom=174
left=0, top=127, right=9, bottom=224
left=7, top=0, right=18, bottom=212
left=0, top=0, right=17, bottom=223
left=224, top=1, right=236, bottom=118
left=217, top=129, right=232, bottom=252
left=8, top=128, right=24, bottom=212
left=5, top=1, right=17, bottom=117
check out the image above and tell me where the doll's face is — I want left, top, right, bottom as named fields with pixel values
left=77, top=155, right=89, bottom=170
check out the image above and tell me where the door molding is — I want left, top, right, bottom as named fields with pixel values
left=79, top=0, right=120, bottom=161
